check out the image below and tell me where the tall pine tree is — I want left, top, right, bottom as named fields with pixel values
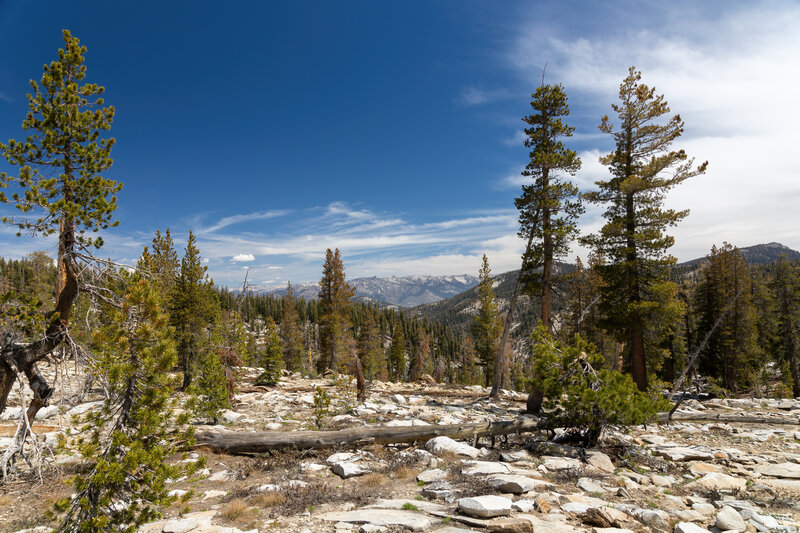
left=358, top=310, right=385, bottom=380
left=171, top=231, right=220, bottom=388
left=388, top=321, right=406, bottom=382
left=693, top=243, right=760, bottom=391
left=471, top=255, right=501, bottom=387
left=583, top=67, right=707, bottom=390
left=770, top=257, right=800, bottom=395
left=0, top=30, right=122, bottom=421
left=318, top=248, right=354, bottom=372
left=516, top=83, right=583, bottom=329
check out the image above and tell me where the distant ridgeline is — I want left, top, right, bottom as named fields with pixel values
left=3, top=241, right=800, bottom=390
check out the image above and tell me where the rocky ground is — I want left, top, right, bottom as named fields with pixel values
left=2, top=365, right=800, bottom=533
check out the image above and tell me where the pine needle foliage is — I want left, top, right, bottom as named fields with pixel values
left=471, top=255, right=501, bottom=386
left=318, top=248, right=354, bottom=372
left=255, top=317, right=283, bottom=386
left=186, top=337, right=230, bottom=425
left=516, top=83, right=583, bottom=328
left=583, top=67, right=707, bottom=391
left=529, top=325, right=668, bottom=445
left=55, top=275, right=198, bottom=532
left=0, top=29, right=121, bottom=245
left=171, top=231, right=220, bottom=389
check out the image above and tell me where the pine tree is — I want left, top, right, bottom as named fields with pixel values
left=471, top=255, right=501, bottom=387
left=388, top=321, right=406, bottom=381
left=256, top=317, right=283, bottom=386
left=171, top=231, right=220, bottom=389
left=55, top=275, right=198, bottom=531
left=409, top=328, right=430, bottom=382
left=357, top=310, right=385, bottom=380
left=138, top=229, right=179, bottom=303
left=583, top=67, right=707, bottom=390
left=186, top=333, right=230, bottom=425
left=516, top=83, right=583, bottom=329
left=693, top=244, right=760, bottom=391
left=0, top=30, right=122, bottom=421
left=280, top=282, right=305, bottom=372
left=318, top=248, right=354, bottom=372
left=770, top=257, right=800, bottom=395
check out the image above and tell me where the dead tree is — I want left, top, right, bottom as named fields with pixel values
left=196, top=417, right=548, bottom=454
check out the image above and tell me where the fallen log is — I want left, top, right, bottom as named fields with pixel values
left=195, top=417, right=548, bottom=454
left=659, top=412, right=800, bottom=425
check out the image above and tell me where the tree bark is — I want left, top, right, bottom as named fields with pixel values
left=541, top=169, right=553, bottom=331
left=195, top=417, right=547, bottom=454
left=659, top=412, right=800, bottom=425
left=0, top=216, right=77, bottom=421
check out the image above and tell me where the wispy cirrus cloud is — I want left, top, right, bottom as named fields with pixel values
left=195, top=209, right=289, bottom=234
left=176, top=202, right=522, bottom=286
left=457, top=86, right=509, bottom=106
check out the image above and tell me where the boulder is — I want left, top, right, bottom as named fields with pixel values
left=486, top=474, right=539, bottom=494
left=461, top=460, right=511, bottom=476
left=416, top=468, right=448, bottom=483
left=715, top=505, right=746, bottom=532
left=457, top=495, right=513, bottom=518
left=586, top=451, right=615, bottom=473
left=688, top=472, right=746, bottom=491
left=754, top=462, right=800, bottom=479
left=426, top=436, right=480, bottom=458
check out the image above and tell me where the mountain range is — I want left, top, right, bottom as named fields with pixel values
left=266, top=274, right=480, bottom=307
left=265, top=242, right=799, bottom=309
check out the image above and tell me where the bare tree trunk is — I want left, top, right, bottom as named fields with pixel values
left=353, top=355, right=366, bottom=404
left=541, top=169, right=553, bottom=331
left=630, top=319, right=647, bottom=391
left=195, top=417, right=547, bottom=454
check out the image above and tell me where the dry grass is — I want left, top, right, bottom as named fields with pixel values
left=218, top=499, right=255, bottom=524
left=250, top=491, right=287, bottom=507
left=390, top=465, right=419, bottom=481
left=355, top=472, right=389, bottom=488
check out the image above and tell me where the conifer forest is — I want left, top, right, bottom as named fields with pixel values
left=2, top=15, right=800, bottom=533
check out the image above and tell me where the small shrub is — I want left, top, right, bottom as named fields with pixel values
left=529, top=325, right=668, bottom=445
left=313, top=387, right=331, bottom=429
left=401, top=502, right=418, bottom=511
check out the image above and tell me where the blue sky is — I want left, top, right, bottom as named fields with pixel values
left=2, top=1, right=799, bottom=288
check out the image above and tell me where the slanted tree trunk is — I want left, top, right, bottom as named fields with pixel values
left=0, top=216, right=78, bottom=422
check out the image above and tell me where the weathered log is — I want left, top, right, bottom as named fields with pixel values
left=659, top=412, right=800, bottom=425
left=195, top=417, right=548, bottom=454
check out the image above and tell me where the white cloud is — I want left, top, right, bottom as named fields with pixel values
left=232, top=253, right=255, bottom=262
left=458, top=86, right=508, bottom=106
left=506, top=1, right=800, bottom=261
left=197, top=210, right=288, bottom=234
